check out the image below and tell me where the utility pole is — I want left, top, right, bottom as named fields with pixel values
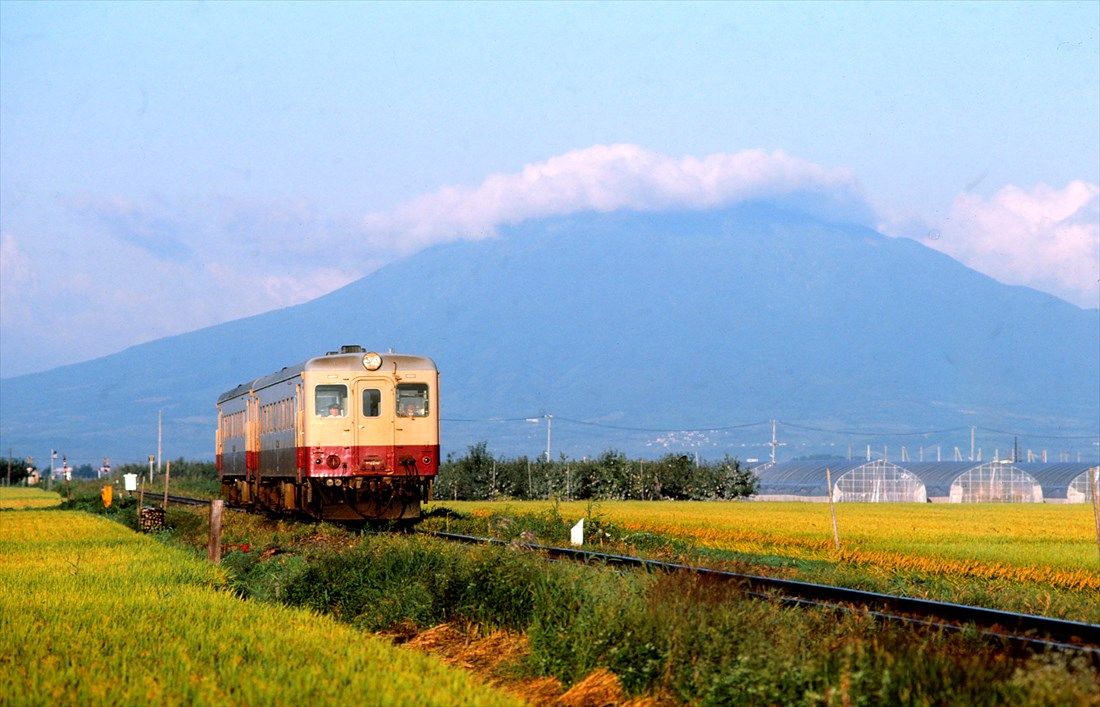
left=157, top=410, right=163, bottom=475
left=769, top=420, right=784, bottom=464
left=970, top=426, right=975, bottom=462
left=545, top=414, right=553, bottom=463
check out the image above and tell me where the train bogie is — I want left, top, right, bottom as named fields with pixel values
left=215, top=345, right=440, bottom=521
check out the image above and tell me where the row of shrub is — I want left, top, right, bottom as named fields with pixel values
left=435, top=443, right=759, bottom=501
left=60, top=446, right=760, bottom=502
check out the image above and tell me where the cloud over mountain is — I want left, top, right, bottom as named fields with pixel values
left=920, top=181, right=1100, bottom=308
left=361, top=144, right=871, bottom=253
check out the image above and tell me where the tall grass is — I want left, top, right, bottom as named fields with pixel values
left=266, top=531, right=1099, bottom=703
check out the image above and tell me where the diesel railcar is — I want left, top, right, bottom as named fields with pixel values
left=215, top=345, right=439, bottom=520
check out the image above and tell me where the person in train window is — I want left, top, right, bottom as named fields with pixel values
left=401, top=402, right=416, bottom=417
left=328, top=404, right=343, bottom=417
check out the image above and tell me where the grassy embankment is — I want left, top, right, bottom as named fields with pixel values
left=0, top=507, right=520, bottom=706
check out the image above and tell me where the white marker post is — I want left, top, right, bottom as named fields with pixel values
left=570, top=518, right=584, bottom=547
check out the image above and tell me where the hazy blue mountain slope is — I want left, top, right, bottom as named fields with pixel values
left=1, top=203, right=1096, bottom=463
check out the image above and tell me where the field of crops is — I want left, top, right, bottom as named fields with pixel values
left=0, top=510, right=519, bottom=706
left=432, top=500, right=1100, bottom=591
left=0, top=487, right=61, bottom=510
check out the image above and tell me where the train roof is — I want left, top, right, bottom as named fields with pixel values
left=217, top=347, right=437, bottom=404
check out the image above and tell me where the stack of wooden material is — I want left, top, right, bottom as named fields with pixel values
left=138, top=506, right=165, bottom=532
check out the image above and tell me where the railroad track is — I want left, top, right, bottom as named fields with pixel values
left=160, top=495, right=1099, bottom=658
left=423, top=531, right=1100, bottom=659
left=163, top=493, right=214, bottom=507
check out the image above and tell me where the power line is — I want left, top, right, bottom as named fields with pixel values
left=778, top=421, right=971, bottom=436
left=976, top=428, right=1095, bottom=439
left=555, top=416, right=771, bottom=434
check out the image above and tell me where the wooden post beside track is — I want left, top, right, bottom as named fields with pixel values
left=826, top=467, right=841, bottom=551
left=208, top=500, right=224, bottom=564
left=1091, top=466, right=1100, bottom=567
left=162, top=461, right=171, bottom=510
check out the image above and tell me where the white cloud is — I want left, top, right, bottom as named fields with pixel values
left=361, top=144, right=869, bottom=253
left=0, top=233, right=34, bottom=291
left=914, top=182, right=1100, bottom=308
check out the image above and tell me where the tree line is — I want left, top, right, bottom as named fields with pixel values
left=433, top=442, right=759, bottom=501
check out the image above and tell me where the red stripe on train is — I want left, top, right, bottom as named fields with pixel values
left=303, top=445, right=439, bottom=477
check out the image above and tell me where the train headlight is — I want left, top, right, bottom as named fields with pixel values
left=362, top=352, right=383, bottom=370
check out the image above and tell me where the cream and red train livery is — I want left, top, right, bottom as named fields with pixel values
left=216, top=345, right=439, bottom=520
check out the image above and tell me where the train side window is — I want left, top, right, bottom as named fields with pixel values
left=362, top=389, right=381, bottom=417
left=396, top=383, right=429, bottom=417
left=315, top=384, right=348, bottom=417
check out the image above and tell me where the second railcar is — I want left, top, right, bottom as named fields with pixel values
left=216, top=345, right=439, bottom=520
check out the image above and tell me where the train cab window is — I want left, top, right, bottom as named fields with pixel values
left=362, top=389, right=381, bottom=417
left=315, top=384, right=347, bottom=417
left=396, top=383, right=429, bottom=417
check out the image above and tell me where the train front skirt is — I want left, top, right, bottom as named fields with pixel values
left=221, top=474, right=432, bottom=521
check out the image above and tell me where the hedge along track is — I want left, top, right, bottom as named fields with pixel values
left=160, top=495, right=1100, bottom=661
left=422, top=531, right=1100, bottom=663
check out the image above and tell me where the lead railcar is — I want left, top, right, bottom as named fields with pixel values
left=215, top=345, right=439, bottom=520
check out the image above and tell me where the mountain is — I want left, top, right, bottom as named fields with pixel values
left=2, top=203, right=1097, bottom=466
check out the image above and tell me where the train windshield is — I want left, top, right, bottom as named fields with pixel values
left=396, top=383, right=429, bottom=417
left=315, top=384, right=347, bottom=417
left=362, top=388, right=381, bottom=417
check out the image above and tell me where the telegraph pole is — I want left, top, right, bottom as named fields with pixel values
left=970, top=426, right=976, bottom=462
left=545, top=414, right=553, bottom=463
left=769, top=420, right=784, bottom=464
left=157, top=410, right=163, bottom=475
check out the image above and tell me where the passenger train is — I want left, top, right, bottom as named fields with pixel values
left=215, top=345, right=439, bottom=520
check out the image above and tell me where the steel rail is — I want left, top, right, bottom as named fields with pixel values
left=422, top=531, right=1100, bottom=656
left=163, top=494, right=215, bottom=506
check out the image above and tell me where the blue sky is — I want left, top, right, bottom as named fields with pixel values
left=2, top=1, right=1098, bottom=377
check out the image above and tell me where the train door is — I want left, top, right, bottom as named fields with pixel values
left=354, top=379, right=394, bottom=472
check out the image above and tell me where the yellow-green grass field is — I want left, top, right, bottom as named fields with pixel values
left=0, top=487, right=61, bottom=510
left=430, top=500, right=1100, bottom=591
left=0, top=511, right=520, bottom=706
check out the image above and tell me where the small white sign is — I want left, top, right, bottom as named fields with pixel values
left=570, top=518, right=584, bottom=546
left=123, top=473, right=138, bottom=491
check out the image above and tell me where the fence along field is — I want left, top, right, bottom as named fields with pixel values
left=0, top=510, right=520, bottom=706
left=435, top=500, right=1100, bottom=592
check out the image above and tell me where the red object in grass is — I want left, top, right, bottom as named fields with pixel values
left=240, top=543, right=251, bottom=553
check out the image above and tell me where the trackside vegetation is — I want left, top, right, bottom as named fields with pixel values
left=222, top=516, right=1099, bottom=704
left=0, top=510, right=520, bottom=706
left=50, top=488, right=1088, bottom=706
